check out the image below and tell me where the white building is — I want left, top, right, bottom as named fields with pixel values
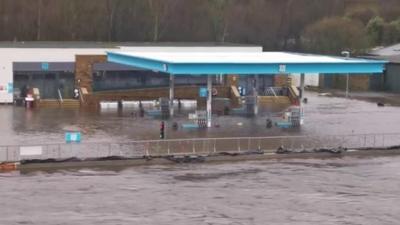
left=0, top=42, right=262, bottom=103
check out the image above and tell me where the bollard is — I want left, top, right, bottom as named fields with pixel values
left=160, top=121, right=165, bottom=139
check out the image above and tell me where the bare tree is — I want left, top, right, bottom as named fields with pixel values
left=105, top=0, right=122, bottom=42
left=147, top=0, right=178, bottom=42
left=208, top=0, right=231, bottom=42
left=1, top=0, right=399, bottom=53
left=36, top=0, right=42, bottom=41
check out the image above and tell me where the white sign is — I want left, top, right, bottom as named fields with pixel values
left=20, top=146, right=43, bottom=156
left=279, top=64, right=286, bottom=73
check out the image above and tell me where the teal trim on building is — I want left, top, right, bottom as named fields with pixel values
left=107, top=52, right=166, bottom=73
left=107, top=51, right=387, bottom=75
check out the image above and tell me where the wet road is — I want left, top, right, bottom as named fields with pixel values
left=1, top=156, right=400, bottom=225
left=1, top=91, right=400, bottom=145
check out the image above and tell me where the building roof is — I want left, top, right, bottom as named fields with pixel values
left=370, top=43, right=400, bottom=56
left=368, top=43, right=400, bottom=63
left=0, top=41, right=257, bottom=49
left=107, top=51, right=387, bottom=75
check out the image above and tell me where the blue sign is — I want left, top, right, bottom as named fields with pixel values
left=65, top=132, right=81, bottom=143
left=199, top=87, right=208, bottom=97
left=41, top=62, right=49, bottom=71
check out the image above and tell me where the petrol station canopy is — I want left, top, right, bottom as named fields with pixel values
left=107, top=51, right=387, bottom=75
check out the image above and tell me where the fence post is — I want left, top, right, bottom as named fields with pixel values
left=146, top=142, right=150, bottom=157
left=214, top=139, right=216, bottom=153
left=17, top=146, right=20, bottom=162
left=238, top=139, right=241, bottom=152
left=58, top=144, right=61, bottom=159
left=6, top=146, right=9, bottom=162
left=364, top=135, right=367, bottom=147
left=167, top=141, right=170, bottom=155
left=341, top=136, right=345, bottom=148
left=290, top=138, right=294, bottom=149
left=192, top=140, right=195, bottom=154
left=247, top=138, right=251, bottom=151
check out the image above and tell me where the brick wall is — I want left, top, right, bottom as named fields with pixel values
left=226, top=75, right=239, bottom=87
left=75, top=55, right=107, bottom=93
left=319, top=74, right=370, bottom=91
left=274, top=74, right=288, bottom=87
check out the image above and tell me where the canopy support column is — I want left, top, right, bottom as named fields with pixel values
left=300, top=73, right=305, bottom=99
left=253, top=75, right=259, bottom=115
left=207, top=75, right=212, bottom=128
left=169, top=74, right=174, bottom=117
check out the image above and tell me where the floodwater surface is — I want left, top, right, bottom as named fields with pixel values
left=1, top=92, right=400, bottom=224
left=1, top=156, right=400, bottom=225
left=1, top=91, right=400, bottom=145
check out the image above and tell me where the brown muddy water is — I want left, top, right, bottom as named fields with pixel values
left=1, top=92, right=400, bottom=224
left=1, top=91, right=400, bottom=145
left=1, top=156, right=400, bottom=225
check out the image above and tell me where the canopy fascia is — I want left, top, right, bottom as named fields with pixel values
left=107, top=51, right=387, bottom=75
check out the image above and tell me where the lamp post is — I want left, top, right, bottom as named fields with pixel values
left=341, top=51, right=350, bottom=98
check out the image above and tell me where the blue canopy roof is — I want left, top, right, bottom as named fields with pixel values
left=107, top=51, right=387, bottom=75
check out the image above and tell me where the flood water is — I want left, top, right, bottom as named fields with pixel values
left=2, top=92, right=400, bottom=224
left=1, top=156, right=400, bottom=225
left=1, top=91, right=400, bottom=145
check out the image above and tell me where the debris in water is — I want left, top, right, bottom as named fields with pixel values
left=172, top=122, right=179, bottom=130
left=318, top=93, right=331, bottom=96
left=266, top=119, right=272, bottom=128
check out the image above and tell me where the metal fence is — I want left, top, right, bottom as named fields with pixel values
left=1, top=133, right=400, bottom=163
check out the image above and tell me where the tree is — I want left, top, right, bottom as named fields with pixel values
left=207, top=0, right=231, bottom=42
left=147, top=0, right=178, bottom=42
left=0, top=0, right=397, bottom=53
left=161, top=0, right=213, bottom=42
left=36, top=0, right=43, bottom=41
left=60, top=0, right=82, bottom=40
left=105, top=0, right=121, bottom=42
left=366, top=16, right=385, bottom=46
left=111, top=0, right=150, bottom=42
left=302, top=17, right=368, bottom=55
left=383, top=19, right=400, bottom=45
left=345, top=5, right=377, bottom=25
left=227, top=0, right=283, bottom=50
left=377, top=0, right=400, bottom=21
